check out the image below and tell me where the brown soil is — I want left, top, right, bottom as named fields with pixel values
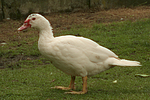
left=1, top=6, right=150, bottom=43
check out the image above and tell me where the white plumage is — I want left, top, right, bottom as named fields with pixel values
left=18, top=14, right=141, bottom=94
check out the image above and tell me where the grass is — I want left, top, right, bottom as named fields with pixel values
left=0, top=19, right=150, bottom=100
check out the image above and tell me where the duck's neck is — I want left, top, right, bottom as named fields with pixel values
left=38, top=25, right=54, bottom=43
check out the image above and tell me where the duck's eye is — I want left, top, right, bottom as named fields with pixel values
left=32, top=18, right=36, bottom=20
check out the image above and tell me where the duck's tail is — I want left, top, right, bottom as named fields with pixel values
left=106, top=57, right=141, bottom=67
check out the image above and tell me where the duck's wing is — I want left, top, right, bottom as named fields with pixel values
left=53, top=36, right=118, bottom=63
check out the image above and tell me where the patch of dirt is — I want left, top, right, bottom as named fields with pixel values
left=1, top=6, right=150, bottom=68
left=1, top=6, right=150, bottom=42
left=47, top=6, right=150, bottom=33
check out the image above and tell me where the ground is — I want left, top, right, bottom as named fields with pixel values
left=1, top=6, right=150, bottom=42
left=0, top=6, right=150, bottom=99
left=0, top=6, right=150, bottom=68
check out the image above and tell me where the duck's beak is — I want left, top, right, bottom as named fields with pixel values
left=18, top=19, right=31, bottom=31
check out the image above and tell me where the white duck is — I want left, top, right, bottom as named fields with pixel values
left=18, top=14, right=141, bottom=94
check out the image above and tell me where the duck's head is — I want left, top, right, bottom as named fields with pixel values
left=18, top=14, right=50, bottom=31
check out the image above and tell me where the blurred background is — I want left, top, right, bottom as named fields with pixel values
left=0, top=0, right=150, bottom=20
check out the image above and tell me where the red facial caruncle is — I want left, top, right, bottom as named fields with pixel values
left=18, top=19, right=31, bottom=31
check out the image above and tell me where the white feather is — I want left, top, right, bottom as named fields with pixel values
left=19, top=14, right=141, bottom=77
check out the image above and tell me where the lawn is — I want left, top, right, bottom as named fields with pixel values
left=0, top=19, right=150, bottom=100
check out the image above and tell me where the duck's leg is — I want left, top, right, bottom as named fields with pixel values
left=51, top=76, right=75, bottom=90
left=65, top=76, right=88, bottom=94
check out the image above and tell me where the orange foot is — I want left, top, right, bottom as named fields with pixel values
left=65, top=91, right=87, bottom=94
left=51, top=86, right=72, bottom=90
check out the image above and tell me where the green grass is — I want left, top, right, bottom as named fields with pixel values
left=0, top=19, right=150, bottom=100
